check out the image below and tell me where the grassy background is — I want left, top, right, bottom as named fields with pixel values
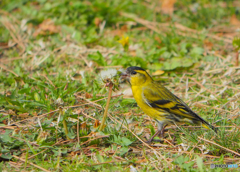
left=0, top=0, right=240, bottom=171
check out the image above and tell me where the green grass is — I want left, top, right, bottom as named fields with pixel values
left=0, top=0, right=240, bottom=171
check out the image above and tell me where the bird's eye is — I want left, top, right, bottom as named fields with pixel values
left=131, top=71, right=137, bottom=75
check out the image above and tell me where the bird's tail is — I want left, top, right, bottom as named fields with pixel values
left=192, top=111, right=218, bottom=133
left=202, top=123, right=218, bottom=133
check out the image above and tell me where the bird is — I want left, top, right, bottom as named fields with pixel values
left=121, top=66, right=217, bottom=143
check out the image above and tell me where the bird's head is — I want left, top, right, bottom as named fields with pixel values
left=121, top=66, right=153, bottom=86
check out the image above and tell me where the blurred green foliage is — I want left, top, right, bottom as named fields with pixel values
left=1, top=0, right=239, bottom=70
left=0, top=0, right=240, bottom=171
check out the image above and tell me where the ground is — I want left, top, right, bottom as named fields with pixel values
left=0, top=0, right=240, bottom=171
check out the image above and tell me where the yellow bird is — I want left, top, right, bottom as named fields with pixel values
left=121, top=66, right=217, bottom=143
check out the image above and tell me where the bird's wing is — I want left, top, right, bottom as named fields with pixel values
left=142, top=82, right=216, bottom=131
left=142, top=84, right=196, bottom=120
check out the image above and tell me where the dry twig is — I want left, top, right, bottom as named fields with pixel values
left=12, top=155, right=51, bottom=172
left=199, top=137, right=240, bottom=157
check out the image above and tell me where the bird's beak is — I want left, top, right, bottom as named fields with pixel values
left=120, top=72, right=130, bottom=82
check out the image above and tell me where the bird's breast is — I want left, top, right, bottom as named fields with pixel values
left=131, top=85, right=166, bottom=121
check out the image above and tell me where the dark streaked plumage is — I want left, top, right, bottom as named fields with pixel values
left=122, top=66, right=217, bottom=143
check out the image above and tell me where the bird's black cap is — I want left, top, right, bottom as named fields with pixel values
left=126, top=66, right=145, bottom=73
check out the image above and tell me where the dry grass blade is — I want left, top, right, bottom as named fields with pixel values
left=120, top=12, right=233, bottom=44
left=67, top=94, right=123, bottom=109
left=189, top=77, right=217, bottom=98
left=1, top=17, right=26, bottom=54
left=99, top=82, right=113, bottom=131
left=9, top=109, right=60, bottom=126
left=108, top=114, right=173, bottom=168
left=77, top=110, right=80, bottom=144
left=11, top=136, right=39, bottom=147
left=75, top=94, right=102, bottom=109
left=194, top=102, right=232, bottom=114
left=236, top=51, right=239, bottom=66
left=80, top=135, right=110, bottom=146
left=38, top=74, right=56, bottom=88
left=81, top=160, right=127, bottom=166
left=12, top=155, right=51, bottom=172
left=9, top=95, right=122, bottom=126
left=28, top=149, right=48, bottom=159
left=1, top=1, right=239, bottom=170
left=199, top=137, right=240, bottom=157
left=0, top=126, right=16, bottom=129
left=60, top=108, right=70, bottom=140
left=0, top=64, right=19, bottom=77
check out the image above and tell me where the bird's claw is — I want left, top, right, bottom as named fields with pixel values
left=145, top=139, right=164, bottom=144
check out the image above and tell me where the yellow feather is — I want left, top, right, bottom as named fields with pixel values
left=124, top=66, right=217, bottom=140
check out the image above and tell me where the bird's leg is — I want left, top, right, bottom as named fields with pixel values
left=146, top=130, right=161, bottom=143
left=149, top=124, right=168, bottom=143
left=146, top=121, right=166, bottom=143
left=159, top=124, right=167, bottom=138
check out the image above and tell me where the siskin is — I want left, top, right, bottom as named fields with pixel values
left=121, top=66, right=217, bottom=143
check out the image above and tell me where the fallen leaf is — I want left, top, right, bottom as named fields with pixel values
left=203, top=39, right=214, bottom=50
left=123, top=112, right=131, bottom=116
left=2, top=120, right=7, bottom=125
left=47, top=110, right=56, bottom=119
left=230, top=14, right=240, bottom=26
left=0, top=42, right=8, bottom=48
left=152, top=70, right=165, bottom=76
left=120, top=25, right=128, bottom=32
left=14, top=128, right=20, bottom=134
left=94, top=17, right=102, bottom=27
left=18, top=113, right=29, bottom=118
left=5, top=91, right=12, bottom=96
left=32, top=112, right=38, bottom=116
left=154, top=36, right=162, bottom=44
left=85, top=92, right=92, bottom=99
left=129, top=50, right=136, bottom=56
left=94, top=119, right=100, bottom=128
left=80, top=122, right=87, bottom=130
left=161, top=0, right=176, bottom=15
left=33, top=19, right=61, bottom=37
left=135, top=159, right=147, bottom=163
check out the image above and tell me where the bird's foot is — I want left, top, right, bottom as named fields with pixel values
left=146, top=130, right=161, bottom=144
left=145, top=140, right=152, bottom=144
left=158, top=125, right=168, bottom=138
left=152, top=139, right=164, bottom=143
left=145, top=137, right=164, bottom=144
left=145, top=126, right=168, bottom=144
left=171, top=136, right=176, bottom=144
